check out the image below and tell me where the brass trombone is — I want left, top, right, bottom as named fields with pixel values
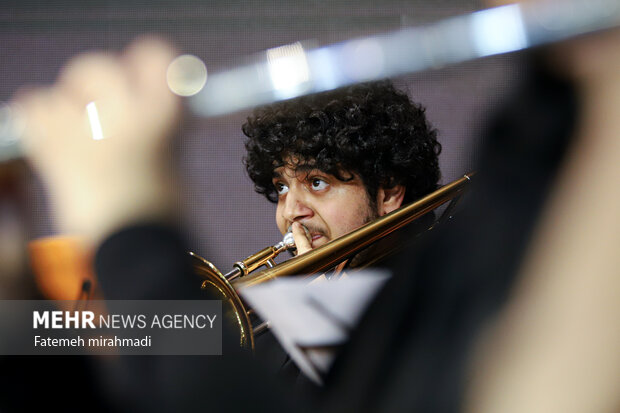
left=190, top=173, right=473, bottom=348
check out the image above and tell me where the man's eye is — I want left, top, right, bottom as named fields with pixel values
left=275, top=182, right=289, bottom=195
left=310, top=178, right=329, bottom=191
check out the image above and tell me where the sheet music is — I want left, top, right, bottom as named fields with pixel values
left=240, top=270, right=390, bottom=384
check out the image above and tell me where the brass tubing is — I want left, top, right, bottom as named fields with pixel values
left=233, top=173, right=473, bottom=290
left=234, top=245, right=280, bottom=276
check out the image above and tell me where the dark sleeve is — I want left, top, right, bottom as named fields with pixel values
left=92, top=223, right=310, bottom=412
left=94, top=223, right=202, bottom=300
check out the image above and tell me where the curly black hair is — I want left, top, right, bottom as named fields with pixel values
left=242, top=80, right=441, bottom=206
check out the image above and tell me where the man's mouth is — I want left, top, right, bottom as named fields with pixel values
left=310, top=234, right=327, bottom=248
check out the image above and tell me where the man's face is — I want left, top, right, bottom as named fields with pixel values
left=272, top=163, right=378, bottom=250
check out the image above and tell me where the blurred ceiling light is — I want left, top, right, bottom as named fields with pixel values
left=342, top=38, right=385, bottom=82
left=266, top=42, right=310, bottom=99
left=86, top=101, right=104, bottom=141
left=471, top=4, right=527, bottom=56
left=167, top=54, right=208, bottom=97
left=0, top=103, right=24, bottom=162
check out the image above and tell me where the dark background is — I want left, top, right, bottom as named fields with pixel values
left=0, top=0, right=524, bottom=271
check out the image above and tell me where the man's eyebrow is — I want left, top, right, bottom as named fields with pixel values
left=272, top=164, right=320, bottom=179
left=293, top=164, right=319, bottom=174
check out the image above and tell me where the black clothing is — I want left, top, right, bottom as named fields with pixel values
left=321, top=59, right=578, bottom=412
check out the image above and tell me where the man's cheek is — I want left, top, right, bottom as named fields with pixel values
left=275, top=217, right=286, bottom=235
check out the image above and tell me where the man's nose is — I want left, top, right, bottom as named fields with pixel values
left=282, top=189, right=313, bottom=224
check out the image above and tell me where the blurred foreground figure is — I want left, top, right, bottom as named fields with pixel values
left=9, top=38, right=300, bottom=413
left=318, top=16, right=620, bottom=413
left=463, top=25, right=620, bottom=413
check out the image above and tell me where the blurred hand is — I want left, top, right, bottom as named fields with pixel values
left=13, top=37, right=181, bottom=245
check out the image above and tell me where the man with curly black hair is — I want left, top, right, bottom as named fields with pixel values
left=243, top=80, right=442, bottom=256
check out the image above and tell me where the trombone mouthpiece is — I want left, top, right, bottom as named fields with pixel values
left=282, top=231, right=295, bottom=249
left=283, top=223, right=311, bottom=252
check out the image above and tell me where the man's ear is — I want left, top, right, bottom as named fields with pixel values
left=376, top=185, right=405, bottom=216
